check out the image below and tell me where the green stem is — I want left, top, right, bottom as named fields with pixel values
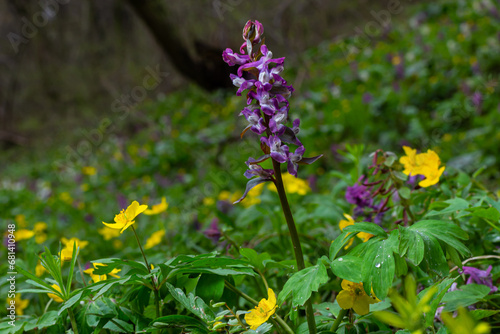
left=224, top=281, right=294, bottom=334
left=271, top=159, right=317, bottom=334
left=67, top=308, right=79, bottom=334
left=330, top=308, right=348, bottom=332
left=131, top=225, right=161, bottom=319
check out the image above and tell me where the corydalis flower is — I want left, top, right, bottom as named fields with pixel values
left=459, top=265, right=498, bottom=294
left=223, top=20, right=321, bottom=197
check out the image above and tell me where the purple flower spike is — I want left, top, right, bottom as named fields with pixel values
left=223, top=20, right=322, bottom=202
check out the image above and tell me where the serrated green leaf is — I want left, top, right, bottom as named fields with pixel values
left=165, top=283, right=215, bottom=322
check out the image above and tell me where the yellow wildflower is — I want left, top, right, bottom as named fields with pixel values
left=60, top=237, right=88, bottom=262
left=203, top=197, right=215, bottom=206
left=102, top=201, right=148, bottom=233
left=97, top=227, right=121, bottom=240
left=14, top=229, right=35, bottom=241
left=59, top=192, right=73, bottom=204
left=339, top=214, right=374, bottom=249
left=144, top=197, right=168, bottom=215
left=113, top=239, right=123, bottom=249
left=399, top=146, right=445, bottom=187
left=47, top=284, right=64, bottom=303
left=84, top=263, right=121, bottom=283
left=245, top=288, right=277, bottom=330
left=34, top=222, right=47, bottom=244
left=81, top=166, right=97, bottom=176
left=7, top=294, right=29, bottom=315
left=15, top=214, right=27, bottom=228
left=336, top=280, right=380, bottom=315
left=35, top=262, right=46, bottom=277
left=144, top=229, right=166, bottom=249
left=268, top=173, right=311, bottom=195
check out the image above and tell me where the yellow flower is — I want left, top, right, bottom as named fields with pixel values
left=399, top=146, right=445, bottom=187
left=8, top=294, right=29, bottom=315
left=339, top=214, right=374, bottom=249
left=102, top=201, right=148, bottom=233
left=97, top=227, right=121, bottom=240
left=81, top=166, right=97, bottom=175
left=144, top=197, right=168, bottom=215
left=268, top=173, right=311, bottom=195
left=144, top=229, right=166, bottom=249
left=336, top=280, right=380, bottom=315
left=14, top=229, right=35, bottom=241
left=245, top=288, right=277, bottom=330
left=35, top=262, right=46, bottom=277
left=47, top=284, right=64, bottom=303
left=203, top=197, right=215, bottom=206
left=15, top=214, right=27, bottom=228
left=59, top=192, right=73, bottom=204
left=60, top=237, right=88, bottom=262
left=84, top=263, right=121, bottom=283
left=34, top=222, right=47, bottom=244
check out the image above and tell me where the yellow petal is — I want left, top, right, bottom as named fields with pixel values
left=125, top=201, right=148, bottom=220
left=336, top=290, right=354, bottom=310
left=352, top=294, right=372, bottom=315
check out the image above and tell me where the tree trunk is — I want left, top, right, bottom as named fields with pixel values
left=126, top=0, right=233, bottom=91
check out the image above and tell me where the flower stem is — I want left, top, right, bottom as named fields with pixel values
left=330, top=308, right=348, bottom=332
left=271, top=159, right=317, bottom=334
left=131, top=225, right=161, bottom=319
left=67, top=308, right=79, bottom=334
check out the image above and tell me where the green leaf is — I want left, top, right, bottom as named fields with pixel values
left=419, top=277, right=456, bottom=327
left=442, top=284, right=491, bottom=311
left=398, top=187, right=411, bottom=200
left=470, top=309, right=500, bottom=320
left=278, top=262, right=329, bottom=307
left=165, top=283, right=215, bottom=322
left=151, top=315, right=209, bottom=333
left=330, top=255, right=363, bottom=282
left=240, top=248, right=271, bottom=272
left=418, top=233, right=449, bottom=277
left=361, top=231, right=398, bottom=299
left=398, top=226, right=424, bottom=265
left=425, top=198, right=470, bottom=217
left=24, top=310, right=59, bottom=331
left=58, top=290, right=84, bottom=315
left=343, top=222, right=387, bottom=238
left=410, top=220, right=470, bottom=257
left=195, top=274, right=225, bottom=303
left=470, top=207, right=500, bottom=222
left=329, top=230, right=357, bottom=261
left=66, top=241, right=79, bottom=295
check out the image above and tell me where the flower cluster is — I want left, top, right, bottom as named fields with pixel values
left=459, top=265, right=498, bottom=294
left=399, top=146, right=445, bottom=187
left=345, top=176, right=385, bottom=224
left=223, top=20, right=321, bottom=202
